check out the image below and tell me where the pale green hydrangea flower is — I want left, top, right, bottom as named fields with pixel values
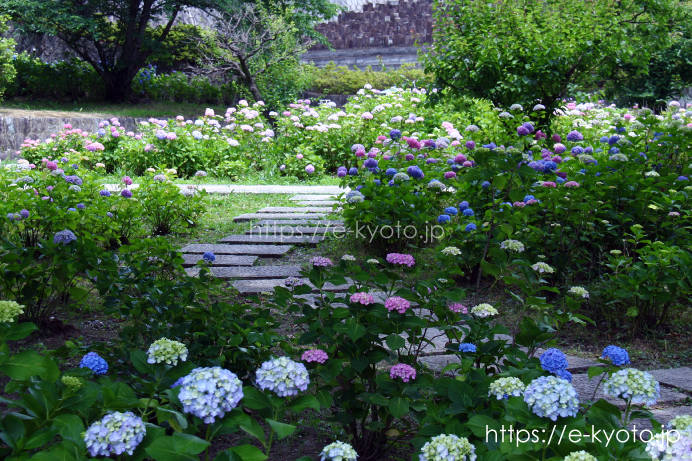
left=61, top=375, right=82, bottom=389
left=669, top=415, right=692, bottom=432
left=603, top=368, right=660, bottom=406
left=500, top=239, right=525, bottom=253
left=147, top=338, right=188, bottom=366
left=564, top=451, right=598, bottom=461
left=441, top=246, right=461, bottom=256
left=488, top=377, right=525, bottom=400
left=531, top=262, right=554, bottom=274
left=0, top=301, right=24, bottom=323
left=320, top=441, right=358, bottom=461
left=419, top=434, right=476, bottom=461
left=471, top=304, right=498, bottom=318
left=568, top=287, right=589, bottom=299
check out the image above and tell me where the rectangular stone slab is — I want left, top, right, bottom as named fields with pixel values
left=182, top=254, right=257, bottom=267
left=233, top=213, right=325, bottom=222
left=232, top=279, right=352, bottom=295
left=254, top=219, right=344, bottom=226
left=218, top=234, right=324, bottom=246
left=180, top=244, right=292, bottom=257
left=247, top=226, right=345, bottom=235
left=296, top=201, right=340, bottom=206
left=257, top=206, right=337, bottom=213
left=210, top=266, right=302, bottom=279
left=649, top=367, right=692, bottom=392
left=290, top=195, right=337, bottom=201
left=570, top=374, right=688, bottom=408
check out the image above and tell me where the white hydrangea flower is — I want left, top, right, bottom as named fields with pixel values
left=320, top=441, right=358, bottom=461
left=255, top=357, right=309, bottom=397
left=531, top=262, right=554, bottom=274
left=419, top=434, right=476, bottom=461
left=568, top=286, right=589, bottom=299
left=564, top=451, right=598, bottom=461
left=488, top=377, right=525, bottom=400
left=646, top=171, right=660, bottom=177
left=470, top=304, right=498, bottom=318
left=179, top=367, right=244, bottom=423
left=84, top=411, right=145, bottom=457
left=341, top=254, right=356, bottom=261
left=147, top=338, right=188, bottom=366
left=603, top=368, right=660, bottom=406
left=500, top=239, right=525, bottom=253
left=670, top=415, right=692, bottom=432
left=646, top=429, right=692, bottom=460
left=524, top=376, right=580, bottom=421
left=441, top=246, right=461, bottom=256
left=367, top=259, right=379, bottom=264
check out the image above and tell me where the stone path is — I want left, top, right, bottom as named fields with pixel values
left=104, top=184, right=346, bottom=195
left=179, top=187, right=692, bottom=427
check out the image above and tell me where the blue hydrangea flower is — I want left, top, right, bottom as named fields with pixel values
left=419, top=434, right=476, bottom=461
left=458, top=343, right=477, bottom=353
left=65, top=175, right=83, bottom=185
left=202, top=252, right=216, bottom=262
left=364, top=158, right=378, bottom=168
left=80, top=352, right=108, bottom=375
left=543, top=161, right=558, bottom=171
left=462, top=208, right=474, bottom=217
left=255, top=357, right=309, bottom=397
left=465, top=223, right=477, bottom=231
left=445, top=207, right=459, bottom=216
left=540, top=348, right=569, bottom=374
left=601, top=345, right=630, bottom=366
left=407, top=165, right=424, bottom=179
left=677, top=175, right=689, bottom=181
left=489, top=377, right=526, bottom=400
left=556, top=177, right=566, bottom=184
left=76, top=203, right=85, bottom=210
left=320, top=441, right=358, bottom=461
left=84, top=411, right=145, bottom=457
left=556, top=369, right=573, bottom=382
left=604, top=368, right=660, bottom=406
left=483, top=142, right=497, bottom=150
left=97, top=128, right=106, bottom=137
left=608, top=135, right=620, bottom=145
left=386, top=168, right=397, bottom=176
left=584, top=146, right=594, bottom=154
left=609, top=147, right=620, bottom=155
left=179, top=367, right=244, bottom=423
left=54, top=229, right=77, bottom=245
left=523, top=195, right=536, bottom=202
left=524, top=376, right=580, bottom=420
left=600, top=136, right=609, bottom=143
left=481, top=181, right=490, bottom=189
left=100, top=190, right=111, bottom=197
left=458, top=201, right=469, bottom=210
left=437, top=214, right=451, bottom=224
left=390, top=129, right=401, bottom=140
left=571, top=146, right=584, bottom=155
left=68, top=208, right=76, bottom=212
left=566, top=131, right=584, bottom=142
left=171, top=377, right=185, bottom=388
left=348, top=167, right=358, bottom=176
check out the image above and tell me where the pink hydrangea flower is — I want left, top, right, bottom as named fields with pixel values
left=563, top=181, right=580, bottom=187
left=390, top=364, right=416, bottom=382
left=310, top=256, right=333, bottom=267
left=541, top=181, right=557, bottom=188
left=463, top=161, right=473, bottom=167
left=669, top=212, right=681, bottom=217
left=165, top=132, right=177, bottom=140
left=205, top=108, right=215, bottom=116
left=122, top=176, right=133, bottom=186
left=362, top=112, right=373, bottom=120
left=296, top=153, right=304, bottom=159
left=385, top=297, right=411, bottom=314
left=350, top=292, right=374, bottom=305
left=301, top=349, right=328, bottom=364
left=513, top=201, right=526, bottom=208
left=355, top=149, right=366, bottom=158
left=525, top=199, right=538, bottom=205
left=454, top=154, right=467, bottom=163
left=448, top=303, right=468, bottom=314
left=46, top=161, right=57, bottom=170
left=386, top=253, right=415, bottom=267
left=444, top=171, right=457, bottom=179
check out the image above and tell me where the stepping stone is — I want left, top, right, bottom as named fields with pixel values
left=649, top=367, right=692, bottom=392
left=218, top=235, right=324, bottom=246
left=570, top=374, right=687, bottom=409
left=257, top=207, right=337, bottom=213
left=254, top=219, right=344, bottom=226
left=180, top=244, right=292, bottom=258
left=387, top=327, right=455, bottom=356
left=290, top=195, right=337, bottom=201
left=296, top=200, right=340, bottom=206
left=248, top=226, right=345, bottom=235
left=419, top=355, right=461, bottom=372
left=210, top=266, right=302, bottom=279
left=233, top=213, right=325, bottom=222
left=629, top=406, right=692, bottom=432
left=232, top=279, right=353, bottom=295
left=182, top=254, right=257, bottom=267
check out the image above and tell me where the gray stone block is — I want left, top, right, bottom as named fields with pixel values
left=570, top=374, right=688, bottom=408
left=649, top=367, right=692, bottom=392
left=296, top=200, right=340, bottom=206
left=257, top=206, right=338, bottom=213
left=247, top=226, right=345, bottom=235
left=418, top=355, right=461, bottom=372
left=211, top=266, right=302, bottom=279
left=253, top=219, right=344, bottom=226
left=290, top=195, right=337, bottom=201
left=232, top=278, right=353, bottom=295
left=182, top=254, right=257, bottom=267
left=629, top=406, right=692, bottom=432
left=233, top=213, right=326, bottom=222
left=218, top=234, right=324, bottom=246
left=180, top=244, right=293, bottom=257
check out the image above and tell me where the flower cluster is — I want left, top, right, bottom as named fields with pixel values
left=488, top=377, right=525, bottom=400
left=255, top=357, right=310, bottom=397
left=568, top=286, right=589, bottom=299
left=670, top=415, right=692, bottom=432
left=531, top=262, right=555, bottom=274
left=320, top=441, right=358, bottom=461
left=601, top=345, right=630, bottom=366
left=178, top=367, right=244, bottom=423
left=419, top=434, right=477, bottom=461
left=524, top=376, right=580, bottom=420
left=80, top=352, right=109, bottom=375
left=385, top=296, right=411, bottom=313
left=390, top=363, right=417, bottom=382
left=386, top=253, right=416, bottom=267
left=441, top=246, right=461, bottom=256
left=540, top=348, right=569, bottom=375
left=448, top=303, right=468, bottom=314
left=53, top=229, right=77, bottom=245
left=646, top=428, right=692, bottom=461
left=61, top=375, right=82, bottom=389
left=500, top=240, right=525, bottom=253
left=147, top=338, right=188, bottom=366
left=311, top=256, right=333, bottom=267
left=603, top=368, right=660, bottom=406
left=202, top=251, right=216, bottom=262
left=0, top=301, right=24, bottom=323
left=301, top=349, right=329, bottom=364
left=349, top=291, right=374, bottom=305
left=470, top=304, right=498, bottom=318
left=564, top=451, right=598, bottom=461
left=458, top=343, right=477, bottom=353
left=84, top=411, right=146, bottom=457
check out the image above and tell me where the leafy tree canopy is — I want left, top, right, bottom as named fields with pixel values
left=424, top=0, right=687, bottom=127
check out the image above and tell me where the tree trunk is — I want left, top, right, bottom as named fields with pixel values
left=104, top=70, right=136, bottom=103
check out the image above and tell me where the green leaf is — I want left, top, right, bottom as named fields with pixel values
left=315, top=390, right=333, bottom=408
left=145, top=433, right=211, bottom=461
left=481, top=260, right=501, bottom=277
left=228, top=444, right=268, bottom=461
left=4, top=322, right=38, bottom=341
left=241, top=387, right=273, bottom=410
left=387, top=397, right=409, bottom=418
left=266, top=419, right=296, bottom=440
left=386, top=334, right=406, bottom=350
left=344, top=319, right=366, bottom=341
left=288, top=395, right=320, bottom=412
left=587, top=366, right=606, bottom=380
left=466, top=415, right=501, bottom=439
left=130, top=351, right=155, bottom=375
left=0, top=350, right=46, bottom=380
left=240, top=417, right=266, bottom=445
left=23, top=426, right=60, bottom=450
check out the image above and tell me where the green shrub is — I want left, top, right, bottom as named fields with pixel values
left=305, top=62, right=429, bottom=95
left=0, top=16, right=16, bottom=101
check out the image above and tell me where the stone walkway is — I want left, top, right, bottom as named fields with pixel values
left=180, top=188, right=692, bottom=429
left=105, top=184, right=346, bottom=195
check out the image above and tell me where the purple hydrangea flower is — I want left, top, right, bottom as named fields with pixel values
left=54, top=229, right=77, bottom=245
left=121, top=189, right=133, bottom=198
left=100, top=190, right=111, bottom=197
left=566, top=131, right=584, bottom=142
